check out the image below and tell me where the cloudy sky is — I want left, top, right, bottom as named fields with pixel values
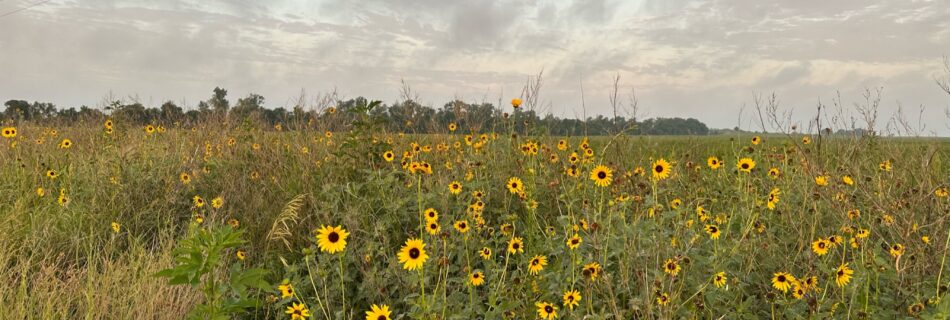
left=1, top=0, right=949, bottom=134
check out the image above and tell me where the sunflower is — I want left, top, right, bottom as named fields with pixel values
left=582, top=262, right=601, bottom=280
left=651, top=159, right=672, bottom=180
left=707, top=156, right=722, bottom=169
left=506, top=177, right=524, bottom=194
left=670, top=198, right=682, bottom=209
left=771, top=272, right=795, bottom=292
left=589, top=165, right=613, bottom=187
left=737, top=158, right=756, bottom=173
left=792, top=284, right=805, bottom=299
left=382, top=151, right=395, bottom=162
left=364, top=304, right=391, bottom=320
left=46, top=169, right=58, bottom=179
left=511, top=98, right=522, bottom=109
left=936, top=187, right=949, bottom=197
left=426, top=221, right=441, bottom=235
left=278, top=282, right=294, bottom=298
left=663, top=258, right=681, bottom=276
left=562, top=289, right=581, bottom=310
left=285, top=302, right=311, bottom=320
left=528, top=255, right=548, bottom=275
left=565, top=165, right=580, bottom=177
left=104, top=119, right=113, bottom=129
left=767, top=188, right=780, bottom=210
left=802, top=136, right=811, bottom=144
left=889, top=244, right=905, bottom=258
left=713, top=271, right=727, bottom=288
left=535, top=302, right=558, bottom=319
left=705, top=225, right=721, bottom=240
left=211, top=196, right=224, bottom=209
left=448, top=123, right=457, bottom=132
left=479, top=247, right=492, bottom=260
left=656, top=293, right=670, bottom=306
left=507, top=237, right=524, bottom=254
left=1, top=127, right=16, bottom=138
left=398, top=238, right=429, bottom=271
left=448, top=181, right=462, bottom=195
left=879, top=160, right=892, bottom=171
left=767, top=168, right=780, bottom=179
left=236, top=250, right=246, bottom=260
left=145, top=125, right=155, bottom=134
left=111, top=222, right=121, bottom=233
left=566, top=234, right=582, bottom=250
left=180, top=172, right=191, bottom=184
left=811, top=238, right=830, bottom=256
left=751, top=136, right=761, bottom=145
left=423, top=208, right=439, bottom=222
left=908, top=303, right=924, bottom=316
left=58, top=138, right=73, bottom=149
left=835, top=263, right=853, bottom=287
left=453, top=220, right=469, bottom=233
left=803, top=276, right=818, bottom=292
left=842, top=175, right=854, bottom=186
left=469, top=271, right=485, bottom=286
left=557, top=139, right=568, bottom=151
left=315, top=225, right=349, bottom=254
left=193, top=195, right=205, bottom=208
left=814, top=175, right=829, bottom=186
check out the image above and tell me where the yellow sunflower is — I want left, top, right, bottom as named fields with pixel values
left=772, top=272, right=795, bottom=292
left=315, top=225, right=349, bottom=254
left=448, top=181, right=462, bottom=195
left=364, top=304, right=391, bottom=320
left=469, top=271, right=485, bottom=286
left=285, top=302, right=311, bottom=320
left=663, top=258, right=681, bottom=276
left=528, top=255, right=548, bottom=275
left=713, top=271, right=727, bottom=288
left=479, top=247, right=492, bottom=260
left=811, top=238, right=830, bottom=256
left=507, top=237, right=524, bottom=254
left=737, top=158, right=756, bottom=173
left=566, top=234, right=582, bottom=250
left=835, top=263, right=853, bottom=287
left=535, top=302, right=558, bottom=319
left=397, top=238, right=429, bottom=271
left=506, top=177, right=524, bottom=194
left=1, top=127, right=16, bottom=138
left=651, top=159, right=672, bottom=180
left=707, top=156, right=722, bottom=169
left=562, top=289, right=581, bottom=310
left=589, top=165, right=613, bottom=187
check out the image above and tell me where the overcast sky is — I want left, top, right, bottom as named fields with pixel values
left=1, top=0, right=949, bottom=135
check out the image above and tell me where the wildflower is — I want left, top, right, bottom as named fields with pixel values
left=511, top=98, right=522, bottom=109
left=58, top=138, right=72, bottom=149
left=934, top=186, right=948, bottom=197
left=562, top=289, right=581, bottom=310
left=507, top=237, right=524, bottom=254
left=506, top=177, right=524, bottom=194
left=768, top=168, right=780, bottom=179
left=470, top=271, right=485, bottom=286
left=651, top=159, right=672, bottom=180
left=879, top=160, right=892, bottom=171
left=285, top=302, right=311, bottom=320
left=479, top=247, right=492, bottom=260
left=1, top=127, right=16, bottom=138
left=566, top=234, right=582, bottom=250
left=656, top=292, right=670, bottom=306
left=423, top=208, right=438, bottom=222
left=382, top=151, right=395, bottom=162
left=815, top=175, right=829, bottom=186
left=448, top=181, right=462, bottom=195
left=193, top=195, right=205, bottom=208
left=453, top=220, right=469, bottom=233
left=705, top=225, right=721, bottom=239
left=236, top=250, right=246, bottom=260
left=737, top=158, right=756, bottom=173
left=111, top=222, right=121, bottom=233
left=364, top=304, right=391, bottom=320
left=315, top=225, right=349, bottom=254
left=842, top=175, right=854, bottom=186
left=713, top=272, right=727, bottom=288
left=397, top=238, right=429, bottom=271
left=751, top=136, right=761, bottom=145
left=772, top=272, right=795, bottom=292
left=278, top=282, right=294, bottom=298
left=590, top=165, right=613, bottom=187
left=211, top=196, right=224, bottom=209
left=180, top=172, right=191, bottom=184
left=835, top=263, right=853, bottom=287
left=535, top=302, right=558, bottom=319
left=582, top=262, right=602, bottom=280
left=36, top=187, right=45, bottom=197
left=528, top=255, right=548, bottom=275
left=889, top=244, right=905, bottom=258
left=663, top=258, right=681, bottom=276
left=812, top=238, right=830, bottom=256
left=426, top=221, right=440, bottom=235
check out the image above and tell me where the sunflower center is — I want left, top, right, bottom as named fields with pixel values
left=777, top=275, right=786, bottom=282
left=571, top=239, right=579, bottom=245
left=597, top=171, right=606, bottom=179
left=328, top=232, right=339, bottom=243
left=377, top=316, right=386, bottom=320
left=818, top=242, right=825, bottom=249
left=544, top=306, right=553, bottom=313
left=532, top=259, right=539, bottom=265
left=460, top=222, right=466, bottom=228
left=742, top=163, right=750, bottom=169
left=409, top=248, right=420, bottom=259
left=512, top=243, right=520, bottom=250
left=512, top=182, right=518, bottom=188
left=837, top=270, right=844, bottom=276
left=655, top=165, right=664, bottom=173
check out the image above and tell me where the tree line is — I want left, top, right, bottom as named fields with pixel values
left=2, top=87, right=711, bottom=136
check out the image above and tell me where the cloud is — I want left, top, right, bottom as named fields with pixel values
left=0, top=0, right=948, bottom=134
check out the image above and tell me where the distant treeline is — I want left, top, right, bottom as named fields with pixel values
left=3, top=87, right=711, bottom=136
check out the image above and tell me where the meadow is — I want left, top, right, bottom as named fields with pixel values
left=1, top=110, right=950, bottom=319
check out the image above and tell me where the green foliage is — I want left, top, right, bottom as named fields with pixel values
left=156, top=225, right=270, bottom=319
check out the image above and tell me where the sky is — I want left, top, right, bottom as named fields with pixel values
left=1, top=0, right=949, bottom=135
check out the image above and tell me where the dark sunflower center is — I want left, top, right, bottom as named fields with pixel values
left=532, top=259, right=539, bottom=265
left=460, top=222, right=466, bottom=228
left=328, top=232, right=339, bottom=243
left=545, top=306, right=553, bottom=313
left=409, top=248, right=420, bottom=259
left=837, top=270, right=844, bottom=276
left=512, top=243, right=520, bottom=249
left=818, top=242, right=825, bottom=249
left=597, top=171, right=607, bottom=179
left=377, top=315, right=386, bottom=320
left=512, top=182, right=518, bottom=188
left=777, top=275, right=786, bottom=282
left=473, top=273, right=480, bottom=279
left=571, top=239, right=579, bottom=245
left=742, top=163, right=749, bottom=169
left=429, top=223, right=437, bottom=230
left=655, top=165, right=663, bottom=173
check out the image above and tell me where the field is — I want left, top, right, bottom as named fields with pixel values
left=2, top=119, right=950, bottom=319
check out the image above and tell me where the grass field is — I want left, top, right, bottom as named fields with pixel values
left=2, top=120, right=950, bottom=319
